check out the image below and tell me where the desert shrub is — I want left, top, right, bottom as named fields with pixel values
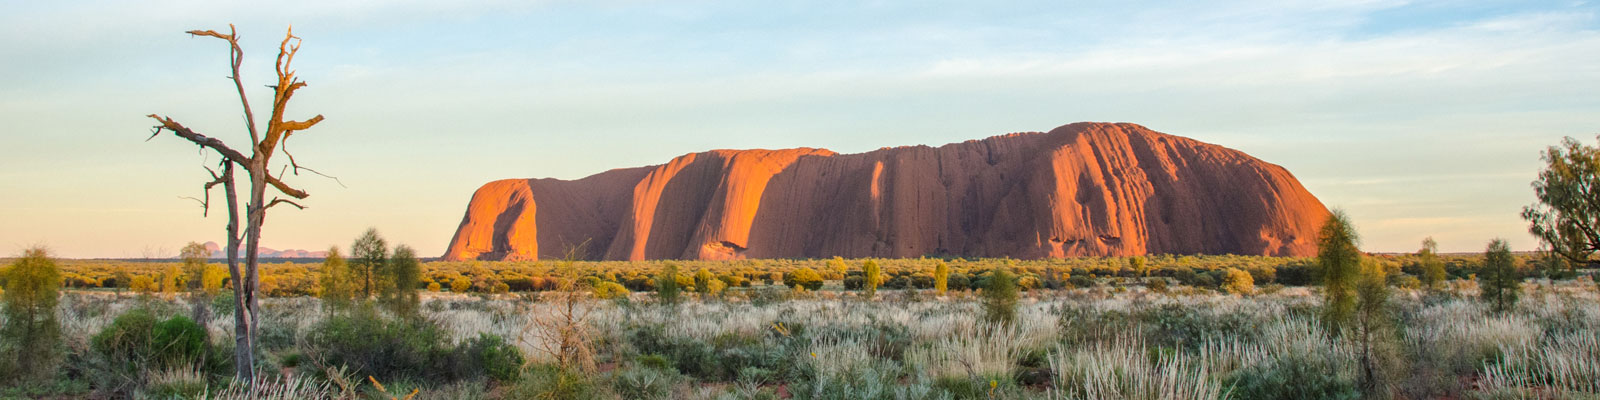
left=1227, top=354, right=1361, bottom=400
left=1, top=247, right=63, bottom=382
left=625, top=324, right=786, bottom=382
left=1222, top=267, right=1255, bottom=294
left=1246, top=267, right=1276, bottom=285
left=981, top=266, right=1019, bottom=325
left=1147, top=278, right=1169, bottom=293
left=90, top=309, right=226, bottom=395
left=449, top=333, right=525, bottom=383
left=152, top=316, right=211, bottom=363
left=934, top=261, right=950, bottom=294
left=1391, top=274, right=1422, bottom=290
left=1277, top=262, right=1319, bottom=286
left=785, top=267, right=825, bottom=291
left=1067, top=274, right=1095, bottom=288
left=451, top=277, right=472, bottom=293
left=1173, top=267, right=1199, bottom=286
left=655, top=264, right=682, bottom=305
left=593, top=281, right=630, bottom=299
left=1138, top=303, right=1263, bottom=350
left=608, top=364, right=684, bottom=400
left=843, top=276, right=864, bottom=290
left=948, top=273, right=970, bottom=291
left=300, top=306, right=454, bottom=383
left=885, top=275, right=909, bottom=289
left=211, top=289, right=237, bottom=316
left=507, top=364, right=604, bottom=400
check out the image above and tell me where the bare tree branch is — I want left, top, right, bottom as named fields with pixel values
left=147, top=114, right=250, bottom=165
left=281, top=139, right=345, bottom=188
left=265, top=198, right=305, bottom=210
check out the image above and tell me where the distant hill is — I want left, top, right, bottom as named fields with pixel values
left=201, top=241, right=328, bottom=259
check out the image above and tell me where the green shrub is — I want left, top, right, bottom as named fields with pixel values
left=636, top=354, right=671, bottom=370
left=90, top=309, right=226, bottom=396
left=151, top=315, right=209, bottom=364
left=608, top=364, right=682, bottom=400
left=655, top=264, right=682, bottom=305
left=92, top=308, right=159, bottom=362
left=301, top=305, right=453, bottom=383
left=1067, top=275, right=1095, bottom=288
left=981, top=266, right=1019, bottom=325
left=508, top=364, right=604, bottom=400
left=448, top=333, right=525, bottom=383
left=1227, top=355, right=1360, bottom=400
left=211, top=289, right=237, bottom=316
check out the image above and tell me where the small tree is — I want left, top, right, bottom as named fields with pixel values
left=350, top=228, right=389, bottom=299
left=1481, top=239, right=1521, bottom=314
left=180, top=241, right=214, bottom=323
left=1354, top=258, right=1395, bottom=394
left=1523, top=136, right=1600, bottom=268
left=318, top=247, right=353, bottom=309
left=862, top=259, right=883, bottom=298
left=381, top=245, right=422, bottom=318
left=1418, top=237, right=1447, bottom=291
left=1318, top=210, right=1362, bottom=332
left=1221, top=267, right=1254, bottom=295
left=934, top=260, right=950, bottom=295
left=1, top=247, right=63, bottom=382
left=180, top=241, right=210, bottom=290
left=981, top=265, right=1020, bottom=326
left=656, top=263, right=682, bottom=305
left=1129, top=256, right=1149, bottom=277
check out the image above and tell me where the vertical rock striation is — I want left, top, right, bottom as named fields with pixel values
left=443, top=122, right=1330, bottom=261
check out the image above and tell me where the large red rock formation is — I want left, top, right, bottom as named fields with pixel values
left=443, top=123, right=1329, bottom=261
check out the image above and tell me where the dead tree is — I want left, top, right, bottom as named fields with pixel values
left=146, top=24, right=325, bottom=381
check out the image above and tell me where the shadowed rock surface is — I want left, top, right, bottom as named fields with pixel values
left=443, top=122, right=1330, bottom=261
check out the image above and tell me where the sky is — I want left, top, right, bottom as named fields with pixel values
left=2, top=0, right=1597, bottom=258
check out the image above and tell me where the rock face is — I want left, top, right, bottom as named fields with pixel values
left=443, top=123, right=1330, bottom=261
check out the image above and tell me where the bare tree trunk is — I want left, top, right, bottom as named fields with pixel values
left=217, top=163, right=254, bottom=380
left=147, top=25, right=324, bottom=381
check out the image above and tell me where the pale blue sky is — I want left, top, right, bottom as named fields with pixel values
left=2, top=0, right=1597, bottom=258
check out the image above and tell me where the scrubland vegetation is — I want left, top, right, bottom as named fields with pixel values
left=2, top=246, right=1597, bottom=399
left=26, top=250, right=1552, bottom=299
